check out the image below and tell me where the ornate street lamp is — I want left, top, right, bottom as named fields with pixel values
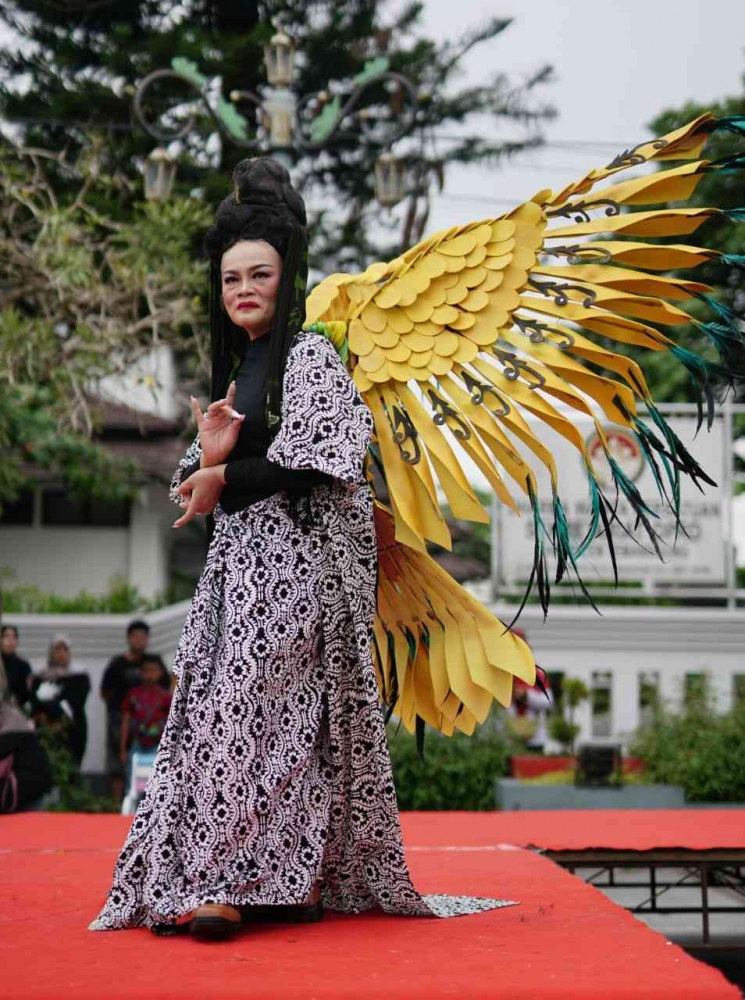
left=374, top=152, right=407, bottom=207
left=143, top=147, right=177, bottom=201
left=132, top=28, right=419, bottom=204
left=263, top=28, right=296, bottom=88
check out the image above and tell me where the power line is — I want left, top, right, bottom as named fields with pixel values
left=1, top=116, right=639, bottom=152
left=431, top=133, right=630, bottom=150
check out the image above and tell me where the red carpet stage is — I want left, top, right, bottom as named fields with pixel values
left=1, top=812, right=741, bottom=1000
left=401, top=808, right=745, bottom=852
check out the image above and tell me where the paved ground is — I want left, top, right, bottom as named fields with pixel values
left=585, top=867, right=745, bottom=994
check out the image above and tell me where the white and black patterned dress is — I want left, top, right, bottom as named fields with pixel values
left=90, top=333, right=512, bottom=930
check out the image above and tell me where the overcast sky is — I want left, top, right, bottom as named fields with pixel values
left=408, top=0, right=745, bottom=232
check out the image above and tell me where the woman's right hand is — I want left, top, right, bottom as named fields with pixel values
left=191, top=381, right=245, bottom=467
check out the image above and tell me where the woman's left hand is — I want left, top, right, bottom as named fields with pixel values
left=173, top=465, right=227, bottom=528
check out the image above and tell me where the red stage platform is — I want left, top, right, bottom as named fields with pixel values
left=1, top=812, right=741, bottom=999
left=401, top=808, right=745, bottom=852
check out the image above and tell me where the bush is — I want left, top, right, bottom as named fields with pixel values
left=37, top=727, right=119, bottom=813
left=547, top=716, right=581, bottom=755
left=631, top=689, right=745, bottom=803
left=1, top=576, right=167, bottom=614
left=386, top=725, right=510, bottom=810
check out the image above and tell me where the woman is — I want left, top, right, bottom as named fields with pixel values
left=31, top=634, right=90, bottom=766
left=90, top=159, right=509, bottom=938
left=0, top=664, right=53, bottom=813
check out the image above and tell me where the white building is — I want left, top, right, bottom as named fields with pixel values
left=0, top=347, right=203, bottom=602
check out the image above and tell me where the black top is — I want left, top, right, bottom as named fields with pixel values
left=0, top=730, right=53, bottom=811
left=30, top=671, right=91, bottom=765
left=100, top=653, right=169, bottom=713
left=2, top=652, right=32, bottom=708
left=185, top=332, right=331, bottom=515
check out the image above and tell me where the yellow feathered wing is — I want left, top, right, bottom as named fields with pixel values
left=306, top=112, right=745, bottom=735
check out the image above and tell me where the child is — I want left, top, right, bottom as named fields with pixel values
left=119, top=655, right=172, bottom=769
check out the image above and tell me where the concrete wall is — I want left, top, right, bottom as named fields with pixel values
left=1, top=523, right=130, bottom=596
left=1, top=485, right=174, bottom=600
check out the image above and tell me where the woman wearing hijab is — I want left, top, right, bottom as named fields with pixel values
left=31, top=634, right=90, bottom=766
left=90, top=158, right=509, bottom=938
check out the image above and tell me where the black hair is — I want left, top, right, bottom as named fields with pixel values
left=127, top=619, right=150, bottom=635
left=203, top=157, right=308, bottom=432
left=1, top=625, right=18, bottom=639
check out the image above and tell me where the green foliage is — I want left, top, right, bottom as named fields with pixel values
left=619, top=78, right=745, bottom=404
left=547, top=677, right=588, bottom=754
left=386, top=725, right=509, bottom=810
left=37, top=726, right=118, bottom=813
left=520, top=767, right=648, bottom=787
left=631, top=682, right=745, bottom=802
left=547, top=716, right=581, bottom=756
left=0, top=143, right=211, bottom=509
left=0, top=384, right=141, bottom=511
left=1, top=576, right=166, bottom=614
left=562, top=678, right=590, bottom=711
left=521, top=767, right=574, bottom=786
left=0, top=1, right=554, bottom=269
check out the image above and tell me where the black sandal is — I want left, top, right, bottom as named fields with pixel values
left=240, top=899, right=324, bottom=925
left=189, top=904, right=242, bottom=940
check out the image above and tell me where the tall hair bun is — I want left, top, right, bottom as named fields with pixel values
left=203, top=156, right=307, bottom=263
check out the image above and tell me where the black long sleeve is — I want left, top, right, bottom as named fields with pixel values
left=224, top=457, right=331, bottom=494
left=181, top=458, right=201, bottom=484
left=186, top=332, right=332, bottom=515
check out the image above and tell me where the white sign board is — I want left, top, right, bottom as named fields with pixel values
left=496, top=414, right=726, bottom=586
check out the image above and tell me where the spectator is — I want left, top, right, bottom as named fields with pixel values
left=1, top=625, right=32, bottom=710
left=101, top=620, right=169, bottom=801
left=30, top=634, right=91, bottom=766
left=119, top=654, right=172, bottom=771
left=0, top=668, right=53, bottom=813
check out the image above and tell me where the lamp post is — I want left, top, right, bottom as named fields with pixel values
left=133, top=26, right=418, bottom=205
left=143, top=147, right=177, bottom=201
left=373, top=152, right=407, bottom=207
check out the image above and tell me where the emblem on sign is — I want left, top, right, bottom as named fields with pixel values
left=585, top=425, right=645, bottom=489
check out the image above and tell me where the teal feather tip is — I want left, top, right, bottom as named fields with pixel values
left=721, top=207, right=745, bottom=222
left=720, top=253, right=745, bottom=268
left=708, top=115, right=745, bottom=138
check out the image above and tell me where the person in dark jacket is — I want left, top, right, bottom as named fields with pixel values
left=1, top=625, right=32, bottom=710
left=100, top=620, right=169, bottom=801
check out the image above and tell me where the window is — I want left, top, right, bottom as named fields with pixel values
left=41, top=489, right=130, bottom=527
left=0, top=489, right=35, bottom=525
left=733, top=675, right=745, bottom=709
left=638, top=672, right=660, bottom=727
left=684, top=672, right=706, bottom=707
left=591, top=671, right=613, bottom=737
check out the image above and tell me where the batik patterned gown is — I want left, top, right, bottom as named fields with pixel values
left=90, top=332, right=512, bottom=930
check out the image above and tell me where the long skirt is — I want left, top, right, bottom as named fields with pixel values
left=90, top=486, right=511, bottom=930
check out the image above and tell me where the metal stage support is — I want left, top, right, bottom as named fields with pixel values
left=545, top=848, right=745, bottom=947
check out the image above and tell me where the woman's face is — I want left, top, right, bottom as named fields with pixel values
left=51, top=642, right=70, bottom=669
left=221, top=240, right=283, bottom=339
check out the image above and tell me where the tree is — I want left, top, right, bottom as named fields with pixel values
left=0, top=1, right=556, bottom=508
left=0, top=140, right=211, bottom=509
left=548, top=677, right=588, bottom=756
left=633, top=73, right=745, bottom=403
left=0, top=1, right=555, bottom=272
